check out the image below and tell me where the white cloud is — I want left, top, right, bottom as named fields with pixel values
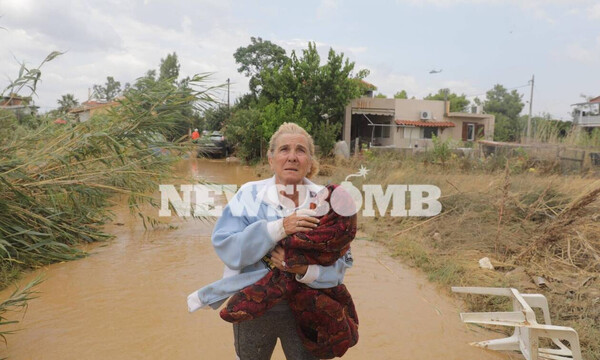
left=439, top=80, right=480, bottom=96
left=316, top=0, right=341, bottom=19
left=348, top=47, right=368, bottom=54
left=0, top=0, right=249, bottom=110
left=399, top=0, right=592, bottom=5
left=566, top=43, right=598, bottom=64
left=397, top=0, right=596, bottom=23
left=0, top=0, right=36, bottom=18
left=588, top=3, right=600, bottom=19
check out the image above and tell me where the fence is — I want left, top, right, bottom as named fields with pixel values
left=479, top=140, right=600, bottom=173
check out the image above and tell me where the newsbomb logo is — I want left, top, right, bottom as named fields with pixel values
left=158, top=166, right=442, bottom=218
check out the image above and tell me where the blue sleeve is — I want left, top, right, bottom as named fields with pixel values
left=307, top=249, right=354, bottom=289
left=211, top=203, right=276, bottom=270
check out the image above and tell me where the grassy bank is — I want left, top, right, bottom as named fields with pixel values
left=310, top=152, right=600, bottom=359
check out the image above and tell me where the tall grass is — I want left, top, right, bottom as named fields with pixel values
left=533, top=118, right=600, bottom=148
left=0, top=54, right=218, bottom=340
left=317, top=153, right=600, bottom=359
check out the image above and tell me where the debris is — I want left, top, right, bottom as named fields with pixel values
left=478, top=257, right=494, bottom=270
left=432, top=232, right=442, bottom=242
left=533, top=276, right=548, bottom=288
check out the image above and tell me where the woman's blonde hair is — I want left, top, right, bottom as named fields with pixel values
left=268, top=122, right=319, bottom=178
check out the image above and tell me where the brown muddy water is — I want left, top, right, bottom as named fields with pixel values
left=1, top=158, right=511, bottom=360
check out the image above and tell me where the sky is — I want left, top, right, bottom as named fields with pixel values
left=1, top=0, right=599, bottom=120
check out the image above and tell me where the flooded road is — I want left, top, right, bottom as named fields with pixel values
left=1, top=158, right=510, bottom=359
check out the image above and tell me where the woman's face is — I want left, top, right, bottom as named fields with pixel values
left=269, top=133, right=312, bottom=185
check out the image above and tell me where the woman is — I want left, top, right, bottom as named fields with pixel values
left=188, top=123, right=355, bottom=360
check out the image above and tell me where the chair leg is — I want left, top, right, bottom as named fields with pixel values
left=451, top=286, right=513, bottom=297
left=460, top=311, right=526, bottom=325
left=470, top=335, right=520, bottom=351
left=531, top=327, right=582, bottom=360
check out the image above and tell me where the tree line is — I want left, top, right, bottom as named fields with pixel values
left=50, top=38, right=588, bottom=154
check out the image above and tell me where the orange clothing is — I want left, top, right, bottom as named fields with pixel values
left=191, top=131, right=200, bottom=140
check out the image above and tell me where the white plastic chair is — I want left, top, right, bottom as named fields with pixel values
left=451, top=287, right=582, bottom=360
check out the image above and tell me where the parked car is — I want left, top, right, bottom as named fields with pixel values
left=197, top=131, right=230, bottom=158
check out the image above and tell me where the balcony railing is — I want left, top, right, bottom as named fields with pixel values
left=577, top=115, right=600, bottom=126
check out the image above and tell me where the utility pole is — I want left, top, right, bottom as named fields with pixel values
left=443, top=88, right=449, bottom=115
left=526, top=74, right=535, bottom=142
left=227, top=78, right=230, bottom=110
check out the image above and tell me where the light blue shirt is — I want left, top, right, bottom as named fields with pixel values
left=187, top=176, right=353, bottom=312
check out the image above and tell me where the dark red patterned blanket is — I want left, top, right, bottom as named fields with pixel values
left=219, top=184, right=359, bottom=359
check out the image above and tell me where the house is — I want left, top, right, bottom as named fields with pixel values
left=69, top=100, right=118, bottom=122
left=571, top=96, right=600, bottom=131
left=0, top=94, right=38, bottom=116
left=343, top=97, right=494, bottom=151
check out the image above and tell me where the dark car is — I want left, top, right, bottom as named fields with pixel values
left=197, top=131, right=230, bottom=158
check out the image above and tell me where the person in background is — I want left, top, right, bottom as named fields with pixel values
left=191, top=128, right=200, bottom=142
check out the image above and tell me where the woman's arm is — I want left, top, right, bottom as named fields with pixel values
left=212, top=203, right=280, bottom=270
left=296, top=249, right=353, bottom=289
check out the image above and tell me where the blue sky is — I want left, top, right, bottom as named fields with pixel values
left=1, top=0, right=599, bottom=120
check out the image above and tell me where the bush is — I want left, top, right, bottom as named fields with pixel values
left=224, top=109, right=264, bottom=162
left=313, top=121, right=341, bottom=157
left=429, top=134, right=452, bottom=164
left=0, top=109, right=23, bottom=145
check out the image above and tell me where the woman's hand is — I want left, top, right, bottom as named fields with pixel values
left=270, top=246, right=308, bottom=276
left=282, top=209, right=319, bottom=235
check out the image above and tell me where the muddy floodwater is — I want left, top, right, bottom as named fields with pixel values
left=1, top=158, right=510, bottom=359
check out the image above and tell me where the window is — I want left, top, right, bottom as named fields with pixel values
left=423, top=127, right=438, bottom=139
left=467, top=124, right=475, bottom=141
left=374, top=124, right=391, bottom=138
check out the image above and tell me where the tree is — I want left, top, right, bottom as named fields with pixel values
left=394, top=90, right=408, bottom=99
left=374, top=93, right=387, bottom=98
left=483, top=84, right=525, bottom=142
left=230, top=39, right=369, bottom=161
left=260, top=42, right=366, bottom=130
left=234, top=37, right=288, bottom=95
left=424, top=89, right=469, bottom=112
left=57, top=93, right=79, bottom=113
left=129, top=70, right=157, bottom=93
left=159, top=52, right=180, bottom=82
left=93, top=76, right=121, bottom=101
left=260, top=98, right=311, bottom=142
left=223, top=109, right=263, bottom=161
left=203, top=105, right=231, bottom=131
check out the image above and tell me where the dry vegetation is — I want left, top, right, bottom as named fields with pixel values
left=313, top=151, right=600, bottom=359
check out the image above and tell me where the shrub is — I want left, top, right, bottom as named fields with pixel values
left=224, top=109, right=264, bottom=162
left=313, top=121, right=341, bottom=157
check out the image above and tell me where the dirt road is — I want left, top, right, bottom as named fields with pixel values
left=1, top=159, right=510, bottom=359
